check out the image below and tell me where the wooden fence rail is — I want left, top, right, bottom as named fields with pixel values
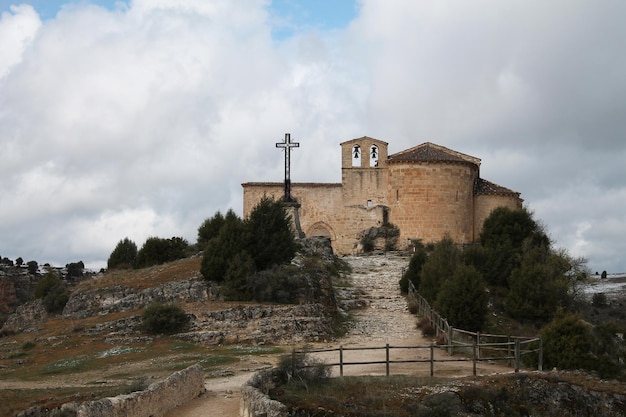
left=406, top=280, right=543, bottom=372
left=294, top=337, right=541, bottom=378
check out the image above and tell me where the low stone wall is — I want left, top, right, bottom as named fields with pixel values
left=241, top=369, right=287, bottom=417
left=73, top=364, right=203, bottom=417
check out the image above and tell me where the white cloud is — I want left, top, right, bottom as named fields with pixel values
left=0, top=4, right=41, bottom=78
left=1, top=0, right=625, bottom=273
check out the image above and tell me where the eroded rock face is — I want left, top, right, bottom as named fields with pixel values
left=1, top=299, right=47, bottom=333
left=62, top=276, right=209, bottom=318
left=0, top=268, right=38, bottom=316
left=297, top=236, right=335, bottom=261
left=179, top=303, right=334, bottom=345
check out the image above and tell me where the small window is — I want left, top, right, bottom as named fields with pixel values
left=367, top=200, right=372, bottom=207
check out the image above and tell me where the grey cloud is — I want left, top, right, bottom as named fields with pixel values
left=0, top=0, right=625, bottom=273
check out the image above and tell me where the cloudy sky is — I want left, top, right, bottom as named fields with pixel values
left=1, top=0, right=624, bottom=273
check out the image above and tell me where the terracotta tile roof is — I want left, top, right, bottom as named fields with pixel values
left=474, top=178, right=520, bottom=196
left=387, top=142, right=481, bottom=166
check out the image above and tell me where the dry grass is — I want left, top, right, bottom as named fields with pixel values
left=272, top=372, right=626, bottom=416
left=0, top=257, right=286, bottom=417
left=77, top=257, right=202, bottom=291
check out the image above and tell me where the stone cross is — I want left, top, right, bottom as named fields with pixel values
left=275, top=133, right=299, bottom=202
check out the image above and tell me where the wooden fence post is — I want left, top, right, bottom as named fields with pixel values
left=538, top=337, right=543, bottom=371
left=476, top=332, right=481, bottom=360
left=507, top=336, right=512, bottom=367
left=386, top=344, right=390, bottom=376
left=514, top=340, right=520, bottom=373
left=472, top=339, right=477, bottom=376
left=430, top=343, right=434, bottom=377
left=339, top=346, right=344, bottom=377
left=448, top=326, right=453, bottom=355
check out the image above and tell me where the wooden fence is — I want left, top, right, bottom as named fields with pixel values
left=295, top=336, right=541, bottom=378
left=407, top=281, right=543, bottom=372
left=290, top=275, right=543, bottom=378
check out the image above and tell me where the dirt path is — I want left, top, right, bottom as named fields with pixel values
left=170, top=253, right=511, bottom=416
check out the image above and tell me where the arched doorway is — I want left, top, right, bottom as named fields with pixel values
left=307, top=221, right=336, bottom=241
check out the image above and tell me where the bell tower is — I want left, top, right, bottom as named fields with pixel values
left=340, top=136, right=389, bottom=207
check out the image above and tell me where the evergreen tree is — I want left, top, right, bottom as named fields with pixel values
left=34, top=272, right=69, bottom=313
left=197, top=210, right=226, bottom=249
left=245, top=196, right=297, bottom=271
left=222, top=251, right=256, bottom=300
left=435, top=264, right=488, bottom=332
left=107, top=237, right=138, bottom=269
left=201, top=212, right=246, bottom=282
left=135, top=236, right=189, bottom=268
left=478, top=207, right=548, bottom=287
left=540, top=313, right=594, bottom=371
left=504, top=242, right=570, bottom=322
left=399, top=243, right=427, bottom=293
left=418, top=236, right=460, bottom=303
left=27, top=260, right=38, bottom=274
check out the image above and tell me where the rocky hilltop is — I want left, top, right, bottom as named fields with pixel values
left=1, top=237, right=339, bottom=345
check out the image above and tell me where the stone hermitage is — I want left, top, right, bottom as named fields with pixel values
left=243, top=136, right=522, bottom=254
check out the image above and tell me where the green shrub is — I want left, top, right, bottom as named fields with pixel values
left=592, top=292, right=608, bottom=307
left=399, top=244, right=427, bottom=293
left=245, top=196, right=298, bottom=271
left=201, top=198, right=298, bottom=292
left=21, top=341, right=36, bottom=350
left=435, top=264, right=488, bottom=332
left=142, top=303, right=190, bottom=335
left=197, top=211, right=226, bottom=249
left=65, top=261, right=85, bottom=279
left=222, top=251, right=256, bottom=301
left=201, top=211, right=247, bottom=282
left=361, top=235, right=375, bottom=252
left=416, top=316, right=436, bottom=337
left=27, top=260, right=38, bottom=274
left=419, top=236, right=460, bottom=303
left=277, top=347, right=331, bottom=390
left=34, top=272, right=69, bottom=314
left=540, top=313, right=595, bottom=371
left=136, top=237, right=189, bottom=268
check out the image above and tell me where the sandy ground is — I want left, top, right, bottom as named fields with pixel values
left=168, top=253, right=512, bottom=417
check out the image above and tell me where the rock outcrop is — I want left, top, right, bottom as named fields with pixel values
left=179, top=303, right=334, bottom=345
left=1, top=299, right=47, bottom=333
left=62, top=276, right=209, bottom=318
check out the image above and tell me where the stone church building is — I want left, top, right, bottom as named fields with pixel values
left=242, top=136, right=523, bottom=255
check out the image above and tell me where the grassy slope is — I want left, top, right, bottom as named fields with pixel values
left=0, top=257, right=282, bottom=417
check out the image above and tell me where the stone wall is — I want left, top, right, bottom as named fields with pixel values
left=387, top=161, right=478, bottom=245
left=241, top=369, right=287, bottom=417
left=16, top=364, right=205, bottom=417
left=75, top=364, right=204, bottom=417
left=474, top=193, right=524, bottom=239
